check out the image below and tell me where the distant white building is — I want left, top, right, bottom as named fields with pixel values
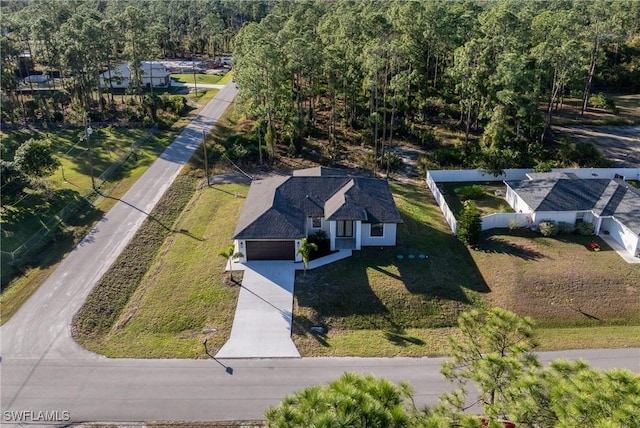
left=99, top=62, right=171, bottom=89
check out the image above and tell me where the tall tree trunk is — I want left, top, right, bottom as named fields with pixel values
left=581, top=26, right=600, bottom=115
left=541, top=67, right=558, bottom=142
left=433, top=54, right=439, bottom=89
left=374, top=81, right=379, bottom=175
left=386, top=86, right=397, bottom=177
left=465, top=100, right=472, bottom=147
left=329, top=72, right=336, bottom=148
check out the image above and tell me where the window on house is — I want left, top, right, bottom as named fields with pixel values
left=336, top=221, right=353, bottom=237
left=312, top=217, right=322, bottom=228
left=371, top=223, right=384, bottom=237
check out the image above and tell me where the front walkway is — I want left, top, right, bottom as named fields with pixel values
left=217, top=250, right=353, bottom=359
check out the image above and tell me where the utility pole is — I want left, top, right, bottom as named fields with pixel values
left=202, top=130, right=209, bottom=187
left=85, top=116, right=95, bottom=190
left=192, top=53, right=198, bottom=97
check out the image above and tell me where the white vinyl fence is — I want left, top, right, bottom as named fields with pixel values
left=427, top=167, right=640, bottom=183
left=425, top=168, right=640, bottom=236
left=481, top=213, right=532, bottom=231
left=426, top=171, right=458, bottom=234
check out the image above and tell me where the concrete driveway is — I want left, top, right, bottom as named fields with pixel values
left=215, top=261, right=300, bottom=358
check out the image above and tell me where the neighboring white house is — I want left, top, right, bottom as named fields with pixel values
left=505, top=172, right=640, bottom=259
left=99, top=61, right=171, bottom=89
left=233, top=167, right=403, bottom=262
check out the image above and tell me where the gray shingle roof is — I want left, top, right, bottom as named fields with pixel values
left=506, top=178, right=640, bottom=234
left=234, top=170, right=403, bottom=240
left=292, top=166, right=351, bottom=177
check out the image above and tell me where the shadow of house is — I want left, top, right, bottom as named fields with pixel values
left=294, top=254, right=390, bottom=330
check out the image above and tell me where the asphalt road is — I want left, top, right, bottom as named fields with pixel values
left=1, top=350, right=638, bottom=426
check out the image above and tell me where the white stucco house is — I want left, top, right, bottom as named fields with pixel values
left=99, top=61, right=171, bottom=89
left=233, top=167, right=403, bottom=262
left=505, top=172, right=640, bottom=259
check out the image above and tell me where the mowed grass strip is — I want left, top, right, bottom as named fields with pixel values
left=72, top=175, right=198, bottom=344
left=293, top=181, right=489, bottom=356
left=75, top=182, right=248, bottom=358
left=171, top=73, right=225, bottom=85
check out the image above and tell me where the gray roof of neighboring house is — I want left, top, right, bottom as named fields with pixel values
left=526, top=172, right=579, bottom=180
left=505, top=178, right=640, bottom=234
left=234, top=170, right=403, bottom=240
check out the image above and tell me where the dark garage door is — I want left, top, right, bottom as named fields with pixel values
left=246, top=241, right=295, bottom=260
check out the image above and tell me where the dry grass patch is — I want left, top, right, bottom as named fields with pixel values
left=551, top=95, right=640, bottom=125
left=473, top=229, right=640, bottom=327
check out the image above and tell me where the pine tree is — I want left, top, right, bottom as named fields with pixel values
left=457, top=200, right=482, bottom=247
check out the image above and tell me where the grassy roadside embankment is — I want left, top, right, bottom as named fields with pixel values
left=73, top=182, right=247, bottom=358
left=72, top=104, right=248, bottom=358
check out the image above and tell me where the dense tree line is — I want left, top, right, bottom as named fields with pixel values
left=233, top=0, right=640, bottom=172
left=0, top=0, right=270, bottom=125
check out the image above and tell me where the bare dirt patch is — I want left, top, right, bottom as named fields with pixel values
left=554, top=124, right=640, bottom=167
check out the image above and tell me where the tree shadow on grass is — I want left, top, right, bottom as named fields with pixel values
left=294, top=256, right=391, bottom=333
left=1, top=198, right=105, bottom=290
left=479, top=231, right=545, bottom=261
left=100, top=193, right=205, bottom=241
left=292, top=313, right=330, bottom=347
left=385, top=328, right=426, bottom=347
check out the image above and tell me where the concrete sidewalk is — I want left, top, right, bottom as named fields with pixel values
left=599, top=233, right=640, bottom=264
left=215, top=261, right=300, bottom=358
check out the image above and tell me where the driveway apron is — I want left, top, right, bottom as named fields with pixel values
left=216, top=261, right=300, bottom=358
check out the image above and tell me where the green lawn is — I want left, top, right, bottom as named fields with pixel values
left=1, top=127, right=152, bottom=253
left=438, top=182, right=514, bottom=216
left=74, top=182, right=247, bottom=358
left=171, top=73, right=225, bottom=85
left=293, top=181, right=489, bottom=356
left=55, top=177, right=640, bottom=358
